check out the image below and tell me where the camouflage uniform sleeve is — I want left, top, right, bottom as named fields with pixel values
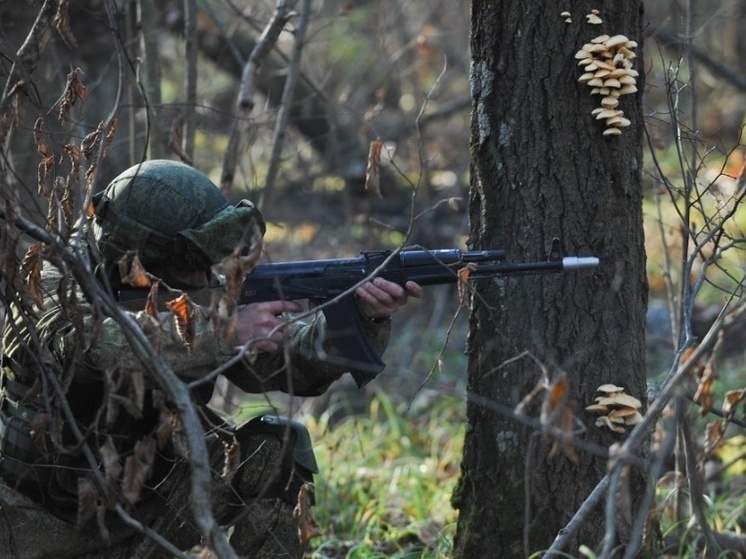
left=85, top=302, right=392, bottom=396
left=35, top=263, right=243, bottom=386
left=84, top=306, right=233, bottom=384
left=222, top=312, right=392, bottom=396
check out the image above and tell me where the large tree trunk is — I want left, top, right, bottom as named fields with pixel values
left=452, top=1, right=648, bottom=557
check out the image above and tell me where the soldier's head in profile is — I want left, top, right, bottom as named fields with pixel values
left=92, top=159, right=265, bottom=287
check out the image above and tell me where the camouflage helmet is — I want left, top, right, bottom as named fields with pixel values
left=93, top=160, right=265, bottom=272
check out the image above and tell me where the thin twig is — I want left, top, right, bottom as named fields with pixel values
left=543, top=475, right=610, bottom=558
left=0, top=0, right=59, bottom=178
left=183, top=0, right=198, bottom=161
left=220, top=0, right=298, bottom=194
left=261, top=0, right=310, bottom=211
left=138, top=0, right=166, bottom=159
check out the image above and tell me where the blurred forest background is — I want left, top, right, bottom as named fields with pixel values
left=2, top=0, right=746, bottom=557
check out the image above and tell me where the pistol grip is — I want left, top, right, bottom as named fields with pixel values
left=321, top=295, right=386, bottom=387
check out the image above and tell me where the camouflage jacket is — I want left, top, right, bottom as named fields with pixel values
left=0, top=260, right=390, bottom=508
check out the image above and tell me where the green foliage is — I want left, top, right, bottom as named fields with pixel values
left=306, top=393, right=463, bottom=558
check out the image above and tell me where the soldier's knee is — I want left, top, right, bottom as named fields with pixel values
left=233, top=415, right=319, bottom=506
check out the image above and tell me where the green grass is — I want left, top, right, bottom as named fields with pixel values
left=298, top=390, right=744, bottom=559
left=305, top=393, right=464, bottom=558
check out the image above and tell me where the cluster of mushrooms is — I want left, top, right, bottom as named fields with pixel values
left=585, top=384, right=643, bottom=433
left=560, top=8, right=602, bottom=25
left=574, top=32, right=639, bottom=136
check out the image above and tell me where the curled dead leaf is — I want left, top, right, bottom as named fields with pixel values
left=121, top=437, right=156, bottom=506
left=117, top=252, right=152, bottom=289
left=167, top=294, right=196, bottom=351
left=222, top=437, right=241, bottom=483
left=457, top=263, right=474, bottom=308
left=723, top=389, right=744, bottom=416
left=169, top=114, right=193, bottom=165
left=21, top=243, right=45, bottom=309
left=293, top=483, right=321, bottom=545
left=365, top=139, right=383, bottom=198
left=54, top=0, right=78, bottom=50
left=58, top=67, right=86, bottom=122
left=76, top=477, right=99, bottom=530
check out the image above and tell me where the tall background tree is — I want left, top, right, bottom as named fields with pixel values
left=452, top=2, right=648, bottom=557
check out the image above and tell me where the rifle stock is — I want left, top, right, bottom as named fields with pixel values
left=118, top=248, right=599, bottom=386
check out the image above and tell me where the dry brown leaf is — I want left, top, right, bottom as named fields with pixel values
left=117, top=252, right=152, bottom=289
left=704, top=420, right=723, bottom=456
left=154, top=392, right=189, bottom=456
left=33, top=117, right=49, bottom=157
left=37, top=155, right=54, bottom=196
left=154, top=406, right=175, bottom=450
left=167, top=294, right=196, bottom=351
left=457, top=264, right=474, bottom=308
left=169, top=114, right=193, bottom=164
left=76, top=477, right=99, bottom=530
left=63, top=141, right=82, bottom=168
left=551, top=407, right=579, bottom=462
left=212, top=243, right=262, bottom=340
left=95, top=502, right=111, bottom=544
left=222, top=437, right=241, bottom=483
left=127, top=369, right=145, bottom=417
left=140, top=312, right=163, bottom=356
left=63, top=141, right=82, bottom=195
left=121, top=437, right=156, bottom=506
left=693, top=362, right=716, bottom=416
left=60, top=175, right=74, bottom=221
left=540, top=375, right=569, bottom=434
left=54, top=0, right=78, bottom=49
left=83, top=119, right=117, bottom=193
left=81, top=128, right=100, bottom=161
left=641, top=508, right=664, bottom=552
left=21, top=243, right=44, bottom=309
left=447, top=197, right=461, bottom=211
left=27, top=412, right=49, bottom=448
left=365, top=139, right=382, bottom=198
left=99, top=437, right=122, bottom=502
left=734, top=160, right=746, bottom=194
left=58, top=68, right=86, bottom=123
left=723, top=389, right=745, bottom=417
left=293, top=483, right=321, bottom=546
left=145, top=281, right=161, bottom=317
left=540, top=375, right=579, bottom=462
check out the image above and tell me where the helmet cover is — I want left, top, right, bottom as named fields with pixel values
left=93, top=160, right=265, bottom=271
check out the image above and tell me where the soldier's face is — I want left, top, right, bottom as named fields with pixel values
left=165, top=268, right=210, bottom=289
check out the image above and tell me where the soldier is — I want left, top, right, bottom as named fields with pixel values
left=0, top=160, right=421, bottom=557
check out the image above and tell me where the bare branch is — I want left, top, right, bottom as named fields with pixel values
left=651, top=27, right=746, bottom=92
left=220, top=0, right=298, bottom=194
left=0, top=0, right=59, bottom=178
left=183, top=0, right=198, bottom=161
left=260, top=0, right=311, bottom=211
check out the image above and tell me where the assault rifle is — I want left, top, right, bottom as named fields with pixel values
left=118, top=245, right=598, bottom=386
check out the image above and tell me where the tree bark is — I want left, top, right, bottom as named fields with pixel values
left=453, top=1, right=648, bottom=557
